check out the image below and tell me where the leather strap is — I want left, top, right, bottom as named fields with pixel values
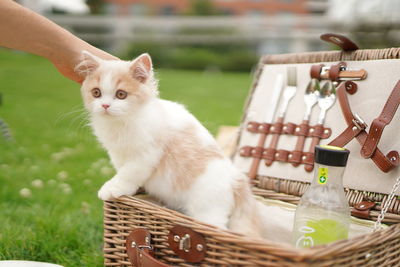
left=328, top=81, right=399, bottom=172
left=320, top=33, right=359, bottom=51
left=361, top=80, right=400, bottom=158
left=265, top=116, right=284, bottom=166
left=310, top=64, right=324, bottom=79
left=126, top=228, right=170, bottom=267
left=291, top=120, right=309, bottom=166
left=126, top=226, right=206, bottom=267
left=167, top=225, right=206, bottom=263
left=351, top=201, right=376, bottom=219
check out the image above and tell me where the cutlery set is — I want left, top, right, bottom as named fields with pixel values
left=241, top=62, right=367, bottom=176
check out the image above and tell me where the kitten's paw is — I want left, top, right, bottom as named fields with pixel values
left=98, top=179, right=137, bottom=201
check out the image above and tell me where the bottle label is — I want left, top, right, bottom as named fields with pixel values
left=295, top=226, right=315, bottom=248
left=296, top=219, right=349, bottom=248
left=318, top=167, right=328, bottom=185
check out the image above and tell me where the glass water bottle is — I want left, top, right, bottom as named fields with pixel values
left=292, top=145, right=351, bottom=248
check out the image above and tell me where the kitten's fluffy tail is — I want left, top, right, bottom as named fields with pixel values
left=228, top=175, right=267, bottom=239
left=229, top=175, right=294, bottom=243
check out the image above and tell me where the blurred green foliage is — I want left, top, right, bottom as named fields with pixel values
left=125, top=43, right=258, bottom=72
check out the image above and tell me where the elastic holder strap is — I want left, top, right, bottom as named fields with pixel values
left=275, top=149, right=290, bottom=162
left=270, top=122, right=283, bottom=134
left=288, top=150, right=303, bottom=164
left=246, top=121, right=260, bottom=133
left=282, top=123, right=296, bottom=135
left=295, top=123, right=310, bottom=136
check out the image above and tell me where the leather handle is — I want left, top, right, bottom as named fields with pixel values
left=320, top=33, right=359, bottom=51
left=139, top=250, right=171, bottom=267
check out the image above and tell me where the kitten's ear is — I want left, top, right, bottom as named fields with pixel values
left=130, top=53, right=152, bottom=83
left=75, top=50, right=101, bottom=77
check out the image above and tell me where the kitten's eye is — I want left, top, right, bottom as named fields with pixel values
left=91, top=88, right=101, bottom=98
left=116, top=90, right=128, bottom=100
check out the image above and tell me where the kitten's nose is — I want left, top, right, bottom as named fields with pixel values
left=102, top=104, right=110, bottom=109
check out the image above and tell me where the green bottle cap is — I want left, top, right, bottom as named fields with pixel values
left=315, top=145, right=350, bottom=167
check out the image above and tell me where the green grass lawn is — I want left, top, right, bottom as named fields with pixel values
left=0, top=49, right=251, bottom=266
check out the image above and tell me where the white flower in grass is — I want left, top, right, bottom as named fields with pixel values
left=83, top=179, right=91, bottom=185
left=51, top=152, right=64, bottom=162
left=30, top=165, right=39, bottom=172
left=62, top=187, right=72, bottom=194
left=100, top=166, right=113, bottom=176
left=42, top=144, right=50, bottom=150
left=81, top=201, right=90, bottom=214
left=31, top=179, right=44, bottom=188
left=59, top=183, right=72, bottom=194
left=86, top=169, right=96, bottom=176
left=57, top=171, right=68, bottom=180
left=59, top=183, right=70, bottom=189
left=20, top=188, right=32, bottom=198
left=47, top=179, right=56, bottom=186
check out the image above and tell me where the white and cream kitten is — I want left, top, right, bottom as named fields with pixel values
left=77, top=51, right=266, bottom=238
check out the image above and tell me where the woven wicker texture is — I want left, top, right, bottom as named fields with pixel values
left=262, top=48, right=400, bottom=64
left=104, top=47, right=400, bottom=266
left=104, top=194, right=400, bottom=266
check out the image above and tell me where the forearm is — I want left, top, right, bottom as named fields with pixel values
left=0, top=0, right=116, bottom=82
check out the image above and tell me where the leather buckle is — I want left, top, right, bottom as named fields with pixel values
left=352, top=113, right=367, bottom=131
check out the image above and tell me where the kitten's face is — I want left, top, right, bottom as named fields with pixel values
left=78, top=52, right=156, bottom=118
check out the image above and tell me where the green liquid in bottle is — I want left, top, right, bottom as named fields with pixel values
left=292, top=145, right=351, bottom=248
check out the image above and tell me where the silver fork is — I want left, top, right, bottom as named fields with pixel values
left=265, top=67, right=297, bottom=166
left=304, top=81, right=337, bottom=172
left=291, top=79, right=319, bottom=166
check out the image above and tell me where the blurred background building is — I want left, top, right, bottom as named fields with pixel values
left=15, top=0, right=400, bottom=72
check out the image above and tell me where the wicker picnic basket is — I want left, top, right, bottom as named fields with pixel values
left=103, top=34, right=400, bottom=266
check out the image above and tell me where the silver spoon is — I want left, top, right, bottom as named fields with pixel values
left=291, top=79, right=319, bottom=166
left=305, top=81, right=336, bottom=172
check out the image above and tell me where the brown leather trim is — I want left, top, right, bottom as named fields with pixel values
left=320, top=33, right=359, bottom=51
left=140, top=250, right=171, bottom=267
left=295, top=121, right=310, bottom=136
left=275, top=149, right=290, bottom=162
left=282, top=122, right=296, bottom=135
left=126, top=228, right=171, bottom=267
left=310, top=64, right=324, bottom=79
left=264, top=147, right=276, bottom=161
left=258, top=123, right=272, bottom=134
left=302, top=152, right=314, bottom=166
left=168, top=225, right=206, bottom=263
left=246, top=121, right=271, bottom=134
left=265, top=117, right=284, bottom=166
left=329, top=81, right=399, bottom=172
left=246, top=121, right=260, bottom=133
left=361, top=80, right=400, bottom=158
left=239, top=146, right=252, bottom=157
left=328, top=62, right=346, bottom=82
left=329, top=125, right=363, bottom=147
left=270, top=121, right=284, bottom=134
left=248, top=133, right=268, bottom=179
left=351, top=201, right=376, bottom=219
left=289, top=150, right=303, bottom=165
